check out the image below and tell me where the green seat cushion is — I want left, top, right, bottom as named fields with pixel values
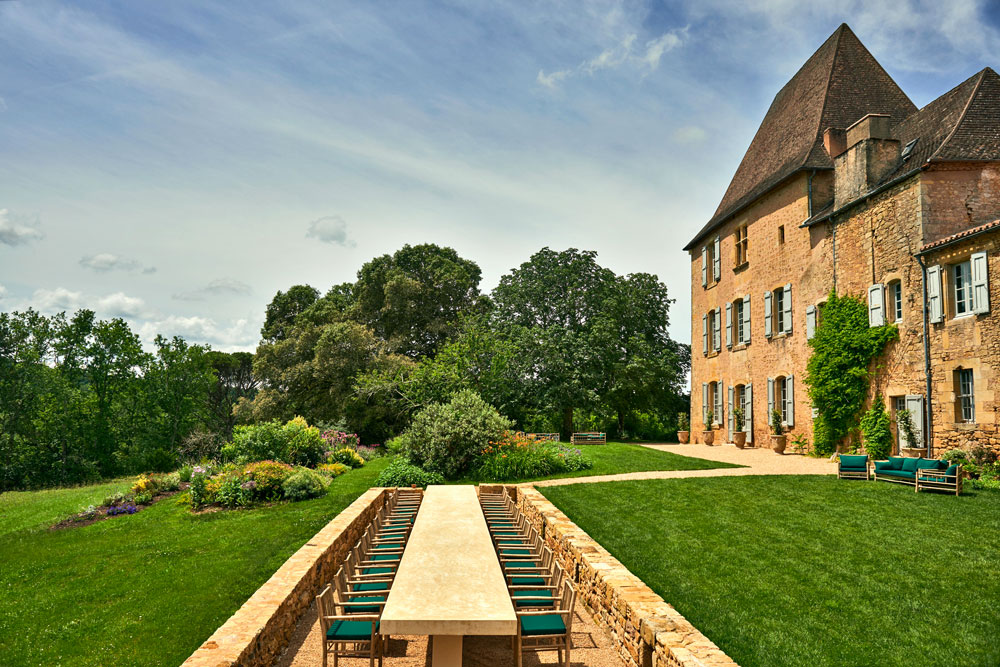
left=374, top=543, right=401, bottom=550
left=327, top=619, right=378, bottom=641
left=505, top=561, right=539, bottom=570
left=916, top=459, right=942, bottom=471
left=520, top=614, right=566, bottom=636
left=513, top=590, right=554, bottom=607
left=901, top=458, right=920, bottom=473
left=371, top=554, right=399, bottom=562
left=874, top=460, right=895, bottom=472
left=362, top=567, right=394, bottom=575
left=840, top=455, right=868, bottom=468
left=501, top=549, right=531, bottom=556
left=840, top=466, right=867, bottom=472
left=878, top=470, right=914, bottom=479
left=353, top=582, right=390, bottom=592
left=345, top=595, right=385, bottom=613
left=498, top=539, right=526, bottom=545
left=512, top=576, right=546, bottom=586
left=946, top=464, right=959, bottom=477
left=888, top=456, right=905, bottom=470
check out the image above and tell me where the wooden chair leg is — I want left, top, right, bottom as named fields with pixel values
left=515, top=635, right=522, bottom=667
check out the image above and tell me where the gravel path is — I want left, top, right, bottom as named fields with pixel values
left=528, top=443, right=836, bottom=487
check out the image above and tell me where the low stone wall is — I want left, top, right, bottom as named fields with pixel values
left=182, top=487, right=390, bottom=667
left=511, top=486, right=739, bottom=667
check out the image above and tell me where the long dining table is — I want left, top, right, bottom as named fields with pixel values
left=380, top=485, right=516, bottom=667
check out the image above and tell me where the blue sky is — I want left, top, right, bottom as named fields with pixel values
left=2, top=1, right=999, bottom=351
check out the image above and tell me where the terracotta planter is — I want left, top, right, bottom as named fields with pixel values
left=733, top=432, right=747, bottom=449
left=771, top=434, right=787, bottom=454
left=701, top=430, right=715, bottom=446
left=677, top=430, right=690, bottom=444
left=900, top=447, right=924, bottom=458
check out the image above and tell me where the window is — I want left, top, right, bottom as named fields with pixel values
left=777, top=376, right=788, bottom=424
left=713, top=381, right=723, bottom=425
left=889, top=281, right=902, bottom=322
left=767, top=375, right=794, bottom=427
left=705, top=381, right=723, bottom=425
left=774, top=288, right=786, bottom=334
left=956, top=368, right=975, bottom=423
left=735, top=225, right=748, bottom=266
left=764, top=285, right=792, bottom=338
left=778, top=225, right=785, bottom=245
left=735, top=299, right=745, bottom=344
left=954, top=261, right=973, bottom=316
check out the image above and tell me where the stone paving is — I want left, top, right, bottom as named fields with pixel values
left=529, top=443, right=836, bottom=487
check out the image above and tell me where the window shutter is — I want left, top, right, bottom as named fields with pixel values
left=702, top=383, right=708, bottom=425
left=745, top=384, right=753, bottom=443
left=764, top=291, right=773, bottom=338
left=928, top=265, right=943, bottom=323
left=785, top=375, right=795, bottom=427
left=713, top=236, right=721, bottom=281
left=701, top=247, right=708, bottom=287
left=904, top=394, right=924, bottom=449
left=782, top=283, right=793, bottom=333
left=727, top=385, right=734, bottom=440
left=767, top=377, right=774, bottom=420
left=715, top=385, right=723, bottom=425
left=702, top=313, right=708, bottom=355
left=742, top=294, right=751, bottom=344
left=868, top=284, right=885, bottom=326
left=972, top=251, right=990, bottom=314
left=713, top=308, right=721, bottom=351
left=806, top=304, right=817, bottom=339
left=725, top=302, right=733, bottom=349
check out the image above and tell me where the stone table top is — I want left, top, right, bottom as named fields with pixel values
left=380, top=485, right=516, bottom=636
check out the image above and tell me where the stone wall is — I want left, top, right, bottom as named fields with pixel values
left=509, top=485, right=738, bottom=667
left=181, top=487, right=390, bottom=667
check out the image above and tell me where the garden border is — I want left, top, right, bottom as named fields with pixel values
left=486, top=484, right=738, bottom=667
left=181, top=487, right=389, bottom=667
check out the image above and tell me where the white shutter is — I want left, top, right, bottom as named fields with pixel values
left=702, top=313, right=708, bottom=355
left=868, top=284, right=885, bottom=326
left=764, top=291, right=773, bottom=338
left=701, top=247, right=708, bottom=287
left=745, top=383, right=753, bottom=443
left=806, top=304, right=817, bottom=339
left=767, top=377, right=774, bottom=421
left=785, top=375, right=795, bottom=427
left=702, top=383, right=708, bottom=425
left=742, top=294, right=751, bottom=344
left=905, top=394, right=924, bottom=448
left=928, top=265, right=943, bottom=323
left=972, top=251, right=990, bottom=314
left=725, top=302, right=733, bottom=349
left=782, top=283, right=793, bottom=333
left=727, top=385, right=734, bottom=440
left=713, top=236, right=721, bottom=281
left=713, top=308, right=721, bottom=351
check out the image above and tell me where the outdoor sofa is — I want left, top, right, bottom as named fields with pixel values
left=873, top=456, right=963, bottom=495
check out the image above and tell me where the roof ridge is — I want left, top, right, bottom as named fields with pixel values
left=926, top=69, right=987, bottom=163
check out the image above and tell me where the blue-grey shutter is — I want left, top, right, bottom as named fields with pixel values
left=701, top=247, right=707, bottom=287
left=806, top=304, right=817, bottom=339
left=972, top=252, right=989, bottom=314
left=712, top=308, right=721, bottom=351
left=745, top=383, right=753, bottom=443
left=782, top=283, right=793, bottom=333
left=928, top=265, right=943, bottom=323
left=713, top=236, right=721, bottom=281
left=725, top=302, right=733, bottom=349
left=767, top=377, right=774, bottom=423
left=742, top=294, right=751, bottom=344
left=702, top=313, right=708, bottom=355
left=764, top=291, right=773, bottom=338
left=727, top=385, right=734, bottom=440
left=868, top=284, right=885, bottom=326
left=785, top=375, right=794, bottom=427
left=702, top=383, right=708, bottom=425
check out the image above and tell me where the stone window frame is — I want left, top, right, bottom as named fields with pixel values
left=734, top=298, right=746, bottom=345
left=888, top=279, right=903, bottom=322
left=954, top=367, right=975, bottom=424
left=773, top=287, right=786, bottom=335
left=734, top=224, right=749, bottom=268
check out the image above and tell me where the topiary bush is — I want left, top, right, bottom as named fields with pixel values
left=374, top=458, right=445, bottom=488
left=282, top=467, right=328, bottom=501
left=860, top=395, right=892, bottom=460
left=398, top=390, right=513, bottom=479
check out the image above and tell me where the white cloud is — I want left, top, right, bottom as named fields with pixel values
left=0, top=209, right=44, bottom=246
left=674, top=125, right=708, bottom=144
left=0, top=284, right=7, bottom=300
left=173, top=278, right=253, bottom=301
left=32, top=287, right=85, bottom=313
left=97, top=291, right=145, bottom=317
left=305, top=215, right=356, bottom=247
left=537, top=69, right=570, bottom=89
left=138, top=315, right=258, bottom=351
left=642, top=32, right=685, bottom=69
left=538, top=28, right=686, bottom=88
left=79, top=252, right=155, bottom=273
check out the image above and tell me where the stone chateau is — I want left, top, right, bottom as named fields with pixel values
left=686, top=23, right=1000, bottom=456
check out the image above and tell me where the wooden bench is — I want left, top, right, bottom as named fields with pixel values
left=571, top=432, right=606, bottom=445
left=526, top=433, right=560, bottom=442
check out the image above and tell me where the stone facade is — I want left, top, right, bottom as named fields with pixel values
left=506, top=485, right=738, bottom=667
left=182, top=488, right=390, bottom=667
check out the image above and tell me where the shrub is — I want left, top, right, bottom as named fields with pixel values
left=321, top=429, right=361, bottom=450
left=555, top=444, right=591, bottom=472
left=771, top=409, right=784, bottom=436
left=860, top=395, right=893, bottom=460
left=103, top=491, right=133, bottom=507
left=896, top=409, right=918, bottom=451
left=189, top=472, right=210, bottom=508
left=356, top=445, right=384, bottom=460
left=473, top=432, right=593, bottom=481
left=178, top=464, right=194, bottom=483
left=677, top=412, right=690, bottom=432
left=242, top=461, right=294, bottom=500
left=282, top=468, right=328, bottom=501
left=161, top=472, right=181, bottom=492
left=328, top=447, right=365, bottom=468
left=374, top=458, right=445, bottom=488
left=215, top=473, right=256, bottom=508
left=134, top=491, right=154, bottom=505
left=317, top=463, right=350, bottom=478
left=222, top=417, right=325, bottom=466
left=399, top=390, right=513, bottom=478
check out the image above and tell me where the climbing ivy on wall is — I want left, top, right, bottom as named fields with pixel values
left=805, top=291, right=898, bottom=456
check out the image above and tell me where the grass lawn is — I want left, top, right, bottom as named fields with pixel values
left=0, top=457, right=390, bottom=667
left=453, top=442, right=741, bottom=483
left=541, top=476, right=1000, bottom=667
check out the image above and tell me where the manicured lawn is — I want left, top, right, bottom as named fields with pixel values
left=0, top=458, right=390, bottom=667
left=541, top=476, right=1000, bottom=667
left=454, top=442, right=741, bottom=483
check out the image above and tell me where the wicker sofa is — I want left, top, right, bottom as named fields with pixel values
left=873, top=456, right=963, bottom=495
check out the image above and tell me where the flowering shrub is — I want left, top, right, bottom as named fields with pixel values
left=356, top=445, right=384, bottom=460
left=473, top=431, right=592, bottom=481
left=103, top=491, right=133, bottom=507
left=134, top=491, right=154, bottom=505
left=178, top=464, right=194, bottom=483
left=282, top=468, right=328, bottom=501
left=317, top=463, right=350, bottom=478
left=327, top=447, right=365, bottom=468
left=321, top=430, right=361, bottom=450
left=242, top=461, right=294, bottom=500
left=373, top=458, right=445, bottom=488
left=222, top=417, right=325, bottom=466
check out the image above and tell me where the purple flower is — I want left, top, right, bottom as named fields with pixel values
left=193, top=466, right=206, bottom=475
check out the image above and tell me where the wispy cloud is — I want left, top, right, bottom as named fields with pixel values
left=97, top=291, right=145, bottom=317
left=173, top=278, right=253, bottom=301
left=138, top=315, right=257, bottom=351
left=31, top=286, right=147, bottom=318
left=673, top=125, right=708, bottom=144
left=538, top=28, right=687, bottom=88
left=305, top=215, right=356, bottom=247
left=0, top=209, right=44, bottom=246
left=79, top=252, right=156, bottom=273
left=0, top=284, right=7, bottom=300
left=32, top=287, right=85, bottom=313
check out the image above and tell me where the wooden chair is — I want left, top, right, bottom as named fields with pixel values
left=837, top=454, right=870, bottom=480
left=316, top=583, right=382, bottom=667
left=514, top=578, right=576, bottom=667
left=571, top=432, right=606, bottom=445
left=916, top=464, right=964, bottom=495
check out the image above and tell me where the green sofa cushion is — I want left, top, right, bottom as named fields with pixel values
left=888, top=456, right=905, bottom=470
left=840, top=466, right=867, bottom=472
left=840, top=455, right=868, bottom=468
left=326, top=619, right=378, bottom=641
left=874, top=460, right=895, bottom=471
left=520, top=614, right=566, bottom=636
left=916, top=459, right=941, bottom=471
left=946, top=464, right=959, bottom=476
left=878, top=469, right=914, bottom=479
left=901, top=458, right=920, bottom=472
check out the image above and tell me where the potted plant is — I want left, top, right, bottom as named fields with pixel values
left=702, top=411, right=715, bottom=446
left=677, top=412, right=690, bottom=444
left=732, top=408, right=746, bottom=448
left=770, top=409, right=786, bottom=454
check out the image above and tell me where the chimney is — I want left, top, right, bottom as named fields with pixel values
left=823, top=127, right=847, bottom=158
left=833, top=113, right=901, bottom=208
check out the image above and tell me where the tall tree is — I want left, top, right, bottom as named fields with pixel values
left=261, top=285, right=320, bottom=342
left=206, top=351, right=258, bottom=440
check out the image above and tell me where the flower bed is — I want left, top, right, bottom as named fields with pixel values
left=52, top=471, right=184, bottom=529
left=473, top=431, right=592, bottom=481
